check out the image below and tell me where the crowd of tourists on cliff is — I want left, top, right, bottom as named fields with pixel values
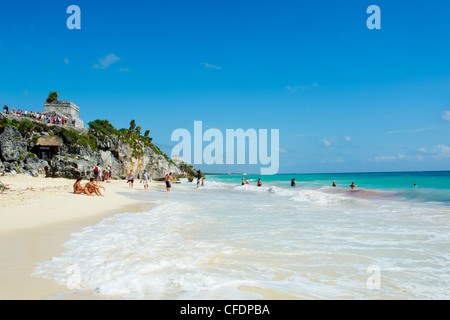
left=2, top=105, right=76, bottom=126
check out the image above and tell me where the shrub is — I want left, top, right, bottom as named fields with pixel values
left=16, top=120, right=35, bottom=135
left=88, top=119, right=118, bottom=136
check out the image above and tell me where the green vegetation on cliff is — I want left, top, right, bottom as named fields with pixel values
left=0, top=117, right=173, bottom=164
left=0, top=118, right=35, bottom=135
left=88, top=119, right=173, bottom=163
left=57, top=127, right=98, bottom=151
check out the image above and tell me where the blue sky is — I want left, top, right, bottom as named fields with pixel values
left=0, top=0, right=449, bottom=173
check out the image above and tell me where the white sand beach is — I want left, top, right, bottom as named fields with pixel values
left=0, top=174, right=157, bottom=300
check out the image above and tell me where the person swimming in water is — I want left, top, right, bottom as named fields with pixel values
left=332, top=181, right=336, bottom=187
left=241, top=178, right=245, bottom=185
left=349, top=182, right=357, bottom=189
left=257, top=178, right=262, bottom=187
left=291, top=178, right=296, bottom=187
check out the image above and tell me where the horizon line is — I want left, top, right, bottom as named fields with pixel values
left=204, top=169, right=450, bottom=176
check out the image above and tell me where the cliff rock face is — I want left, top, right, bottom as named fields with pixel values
left=52, top=140, right=181, bottom=180
left=0, top=126, right=27, bottom=162
left=0, top=123, right=185, bottom=180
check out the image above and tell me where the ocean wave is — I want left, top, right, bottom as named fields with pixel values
left=233, top=184, right=348, bottom=204
left=187, top=179, right=225, bottom=190
left=32, top=202, right=245, bottom=299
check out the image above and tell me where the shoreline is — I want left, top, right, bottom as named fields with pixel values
left=0, top=174, right=159, bottom=300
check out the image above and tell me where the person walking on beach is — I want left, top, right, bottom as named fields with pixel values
left=349, top=182, right=357, bottom=189
left=291, top=178, right=296, bottom=187
left=93, top=164, right=101, bottom=182
left=202, top=177, right=205, bottom=187
left=197, top=177, right=200, bottom=188
left=128, top=170, right=134, bottom=188
left=107, top=165, right=112, bottom=183
left=257, top=178, right=262, bottom=187
left=245, top=178, right=249, bottom=184
left=141, top=170, right=150, bottom=191
left=106, top=165, right=111, bottom=183
left=242, top=178, right=245, bottom=185
left=165, top=173, right=173, bottom=192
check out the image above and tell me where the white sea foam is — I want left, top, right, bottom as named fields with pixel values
left=33, top=179, right=450, bottom=300
left=33, top=202, right=260, bottom=299
left=233, top=184, right=348, bottom=204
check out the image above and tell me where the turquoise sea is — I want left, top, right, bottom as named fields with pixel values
left=34, top=171, right=450, bottom=299
left=209, top=171, right=450, bottom=203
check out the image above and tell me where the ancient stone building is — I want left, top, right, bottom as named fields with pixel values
left=44, top=101, right=85, bottom=129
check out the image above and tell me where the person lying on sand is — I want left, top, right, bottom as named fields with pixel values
left=85, top=178, right=106, bottom=196
left=73, top=177, right=94, bottom=196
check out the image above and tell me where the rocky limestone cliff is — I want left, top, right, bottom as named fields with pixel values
left=0, top=117, right=203, bottom=180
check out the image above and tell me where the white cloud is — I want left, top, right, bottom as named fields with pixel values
left=119, top=67, right=130, bottom=72
left=322, top=136, right=343, bottom=147
left=436, top=144, right=450, bottom=157
left=386, top=127, right=435, bottom=134
left=374, top=144, right=450, bottom=162
left=412, top=127, right=434, bottom=132
left=322, top=138, right=331, bottom=147
left=344, top=136, right=352, bottom=142
left=94, top=54, right=120, bottom=69
left=201, top=62, right=221, bottom=70
left=441, top=110, right=450, bottom=121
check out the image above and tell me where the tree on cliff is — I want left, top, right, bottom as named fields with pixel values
left=46, top=91, right=59, bottom=103
left=129, top=120, right=136, bottom=131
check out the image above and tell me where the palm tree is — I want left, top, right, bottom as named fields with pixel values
left=144, top=130, right=150, bottom=138
left=135, top=126, right=141, bottom=135
left=129, top=119, right=136, bottom=131
left=46, top=91, right=59, bottom=103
